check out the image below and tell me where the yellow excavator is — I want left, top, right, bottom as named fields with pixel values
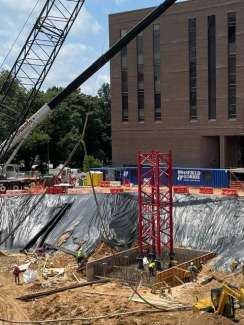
left=193, top=283, right=244, bottom=320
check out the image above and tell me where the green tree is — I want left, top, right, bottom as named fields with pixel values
left=0, top=71, right=111, bottom=169
left=83, top=155, right=103, bottom=172
left=0, top=70, right=27, bottom=142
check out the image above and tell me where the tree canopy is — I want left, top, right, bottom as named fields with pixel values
left=0, top=71, right=111, bottom=170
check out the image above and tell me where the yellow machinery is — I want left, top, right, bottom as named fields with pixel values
left=193, top=284, right=244, bottom=320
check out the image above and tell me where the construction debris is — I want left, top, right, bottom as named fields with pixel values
left=17, top=279, right=107, bottom=301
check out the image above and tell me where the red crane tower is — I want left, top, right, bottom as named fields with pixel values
left=137, top=151, right=173, bottom=269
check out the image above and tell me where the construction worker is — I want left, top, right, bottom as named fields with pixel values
left=76, top=248, right=85, bottom=268
left=198, top=261, right=204, bottom=272
left=13, top=265, right=21, bottom=285
left=240, top=262, right=244, bottom=275
left=187, top=262, right=198, bottom=282
left=143, top=256, right=149, bottom=273
left=148, top=260, right=156, bottom=277
left=230, top=258, right=239, bottom=272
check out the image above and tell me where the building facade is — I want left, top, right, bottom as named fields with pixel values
left=109, top=0, right=244, bottom=168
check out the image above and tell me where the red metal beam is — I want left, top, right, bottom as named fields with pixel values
left=137, top=151, right=173, bottom=269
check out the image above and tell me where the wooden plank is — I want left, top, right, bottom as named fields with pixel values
left=17, top=280, right=107, bottom=301
left=174, top=275, right=185, bottom=285
left=130, top=295, right=191, bottom=311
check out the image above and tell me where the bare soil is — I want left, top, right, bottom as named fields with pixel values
left=0, top=252, right=244, bottom=325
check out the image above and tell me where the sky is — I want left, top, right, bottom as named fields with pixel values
left=0, top=0, right=182, bottom=96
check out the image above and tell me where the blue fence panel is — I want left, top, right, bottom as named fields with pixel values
left=173, top=167, right=230, bottom=188
left=90, top=167, right=230, bottom=188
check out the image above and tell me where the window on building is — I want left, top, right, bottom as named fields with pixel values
left=121, top=29, right=128, bottom=121
left=153, top=24, right=161, bottom=121
left=228, top=12, right=237, bottom=119
left=137, top=32, right=144, bottom=121
left=138, top=92, right=144, bottom=121
left=188, top=18, right=197, bottom=120
left=122, top=94, right=128, bottom=121
left=208, top=15, right=216, bottom=120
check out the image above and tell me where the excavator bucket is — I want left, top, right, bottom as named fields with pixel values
left=193, top=297, right=214, bottom=313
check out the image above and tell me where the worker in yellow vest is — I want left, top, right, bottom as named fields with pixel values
left=148, top=260, right=156, bottom=277
left=230, top=258, right=238, bottom=273
left=76, top=248, right=85, bottom=268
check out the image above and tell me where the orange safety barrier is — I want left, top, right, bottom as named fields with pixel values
left=199, top=187, right=214, bottom=195
left=110, top=188, right=124, bottom=194
left=123, top=182, right=132, bottom=188
left=28, top=185, right=45, bottom=194
left=173, top=186, right=189, bottom=194
left=222, top=188, right=238, bottom=196
left=47, top=186, right=66, bottom=194
left=6, top=190, right=29, bottom=196
left=100, top=181, right=110, bottom=187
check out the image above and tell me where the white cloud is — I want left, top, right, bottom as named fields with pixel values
left=81, top=71, right=110, bottom=95
left=42, top=41, right=107, bottom=95
left=1, top=0, right=40, bottom=12
left=71, top=6, right=102, bottom=36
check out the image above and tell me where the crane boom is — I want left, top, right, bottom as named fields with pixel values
left=0, top=0, right=86, bottom=163
left=0, top=0, right=177, bottom=157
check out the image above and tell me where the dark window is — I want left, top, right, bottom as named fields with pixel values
left=122, top=94, right=128, bottom=121
left=228, top=13, right=237, bottom=119
left=188, top=18, right=197, bottom=120
left=208, top=15, right=216, bottom=120
left=154, top=93, right=161, bottom=121
left=153, top=24, right=161, bottom=121
left=121, top=29, right=128, bottom=121
left=137, top=64, right=144, bottom=90
left=137, top=32, right=144, bottom=121
left=138, top=92, right=144, bottom=121
left=121, top=70, right=128, bottom=92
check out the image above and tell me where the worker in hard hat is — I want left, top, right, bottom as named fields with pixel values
left=148, top=260, right=156, bottom=277
left=230, top=258, right=239, bottom=273
left=13, top=265, right=21, bottom=285
left=143, top=256, right=149, bottom=274
left=240, top=262, right=244, bottom=275
left=187, top=262, right=199, bottom=282
left=76, top=248, right=85, bottom=269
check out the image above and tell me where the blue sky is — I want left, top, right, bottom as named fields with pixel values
left=0, top=0, right=181, bottom=95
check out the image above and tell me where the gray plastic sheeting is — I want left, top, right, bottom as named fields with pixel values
left=174, top=194, right=244, bottom=271
left=0, top=193, right=138, bottom=256
left=0, top=193, right=243, bottom=270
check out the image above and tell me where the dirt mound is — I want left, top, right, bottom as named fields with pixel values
left=88, top=242, right=114, bottom=261
left=179, top=314, right=235, bottom=325
left=47, top=252, right=75, bottom=268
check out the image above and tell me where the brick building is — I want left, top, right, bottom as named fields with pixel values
left=109, top=0, right=244, bottom=168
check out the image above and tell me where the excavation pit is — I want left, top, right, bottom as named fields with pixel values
left=86, top=246, right=215, bottom=288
